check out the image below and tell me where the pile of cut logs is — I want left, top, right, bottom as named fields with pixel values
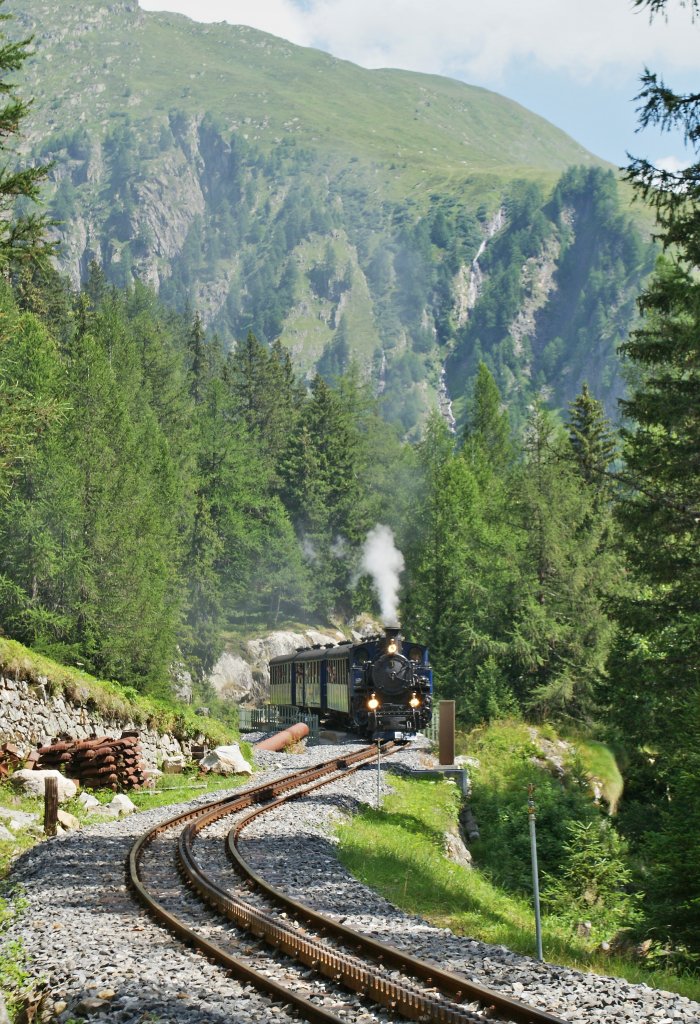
left=0, top=741, right=33, bottom=778
left=36, top=731, right=146, bottom=790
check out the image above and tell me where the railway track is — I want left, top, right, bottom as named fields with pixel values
left=128, top=743, right=567, bottom=1024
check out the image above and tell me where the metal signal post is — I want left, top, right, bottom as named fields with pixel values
left=528, top=784, right=544, bottom=961
left=376, top=738, right=382, bottom=807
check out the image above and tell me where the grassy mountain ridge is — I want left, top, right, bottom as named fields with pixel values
left=12, top=0, right=603, bottom=187
left=8, top=0, right=654, bottom=428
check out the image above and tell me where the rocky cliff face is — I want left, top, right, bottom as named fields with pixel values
left=206, top=623, right=386, bottom=705
left=207, top=628, right=344, bottom=704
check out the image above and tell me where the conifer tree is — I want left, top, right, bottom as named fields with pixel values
left=403, top=411, right=517, bottom=723
left=511, top=406, right=615, bottom=720
left=614, top=0, right=700, bottom=952
left=0, top=2, right=54, bottom=274
left=566, top=382, right=617, bottom=493
left=0, top=290, right=65, bottom=634
left=226, top=330, right=303, bottom=483
left=463, top=361, right=514, bottom=472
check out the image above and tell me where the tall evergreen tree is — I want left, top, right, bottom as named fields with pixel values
left=226, top=330, right=303, bottom=484
left=0, top=2, right=54, bottom=274
left=567, top=382, right=617, bottom=494
left=403, top=412, right=518, bottom=723
left=511, top=406, right=616, bottom=720
left=463, top=361, right=514, bottom=472
left=0, top=290, right=65, bottom=634
left=613, top=0, right=700, bottom=953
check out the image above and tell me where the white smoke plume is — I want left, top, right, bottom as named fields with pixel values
left=301, top=536, right=319, bottom=563
left=361, top=524, right=404, bottom=625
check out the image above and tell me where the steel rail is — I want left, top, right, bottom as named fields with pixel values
left=226, top=801, right=566, bottom=1024
left=128, top=745, right=385, bottom=1024
left=182, top=750, right=567, bottom=1024
left=178, top=747, right=487, bottom=1023
left=131, top=744, right=567, bottom=1024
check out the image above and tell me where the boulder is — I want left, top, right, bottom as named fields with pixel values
left=11, top=769, right=77, bottom=802
left=109, top=794, right=137, bottom=816
left=0, top=825, right=14, bottom=841
left=162, top=754, right=186, bottom=774
left=57, top=809, right=80, bottom=831
left=199, top=743, right=253, bottom=776
left=78, top=792, right=100, bottom=810
left=0, top=808, right=39, bottom=830
left=443, top=830, right=473, bottom=869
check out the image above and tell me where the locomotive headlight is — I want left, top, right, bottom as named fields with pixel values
left=409, top=692, right=421, bottom=708
left=387, top=640, right=398, bottom=655
left=367, top=693, right=380, bottom=710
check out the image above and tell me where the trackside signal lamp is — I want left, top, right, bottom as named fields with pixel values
left=367, top=693, right=380, bottom=710
left=409, top=692, right=420, bottom=708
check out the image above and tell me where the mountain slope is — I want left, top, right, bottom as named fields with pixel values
left=14, top=0, right=600, bottom=184
left=9, top=0, right=653, bottom=428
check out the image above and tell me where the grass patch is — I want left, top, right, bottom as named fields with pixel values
left=128, top=756, right=255, bottom=812
left=575, top=740, right=624, bottom=814
left=335, top=771, right=700, bottom=1003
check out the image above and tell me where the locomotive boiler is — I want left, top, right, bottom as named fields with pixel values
left=268, top=625, right=432, bottom=739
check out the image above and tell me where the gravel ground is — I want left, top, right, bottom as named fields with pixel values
left=4, top=738, right=700, bottom=1024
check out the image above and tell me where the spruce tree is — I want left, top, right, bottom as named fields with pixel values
left=567, top=382, right=617, bottom=493
left=402, top=412, right=518, bottom=723
left=511, top=406, right=616, bottom=720
left=614, top=0, right=700, bottom=953
left=0, top=2, right=54, bottom=274
left=463, top=361, right=513, bottom=472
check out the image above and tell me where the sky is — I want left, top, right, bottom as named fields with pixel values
left=137, top=0, right=699, bottom=169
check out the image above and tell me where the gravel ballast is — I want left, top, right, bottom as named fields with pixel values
left=4, top=739, right=700, bottom=1024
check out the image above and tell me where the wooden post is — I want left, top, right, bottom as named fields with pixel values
left=438, top=700, right=455, bottom=766
left=44, top=776, right=58, bottom=837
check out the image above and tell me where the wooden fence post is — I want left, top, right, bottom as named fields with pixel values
left=44, top=777, right=58, bottom=837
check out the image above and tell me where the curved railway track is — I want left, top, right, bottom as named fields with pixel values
left=128, top=743, right=566, bottom=1024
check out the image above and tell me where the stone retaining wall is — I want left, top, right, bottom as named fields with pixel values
left=0, top=674, right=196, bottom=768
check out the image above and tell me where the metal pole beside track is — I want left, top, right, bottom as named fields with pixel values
left=376, top=739, right=381, bottom=807
left=528, top=784, right=544, bottom=961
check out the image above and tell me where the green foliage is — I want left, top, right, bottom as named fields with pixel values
left=509, top=405, right=618, bottom=720
left=575, top=740, right=624, bottom=814
left=612, top=19, right=700, bottom=959
left=542, top=819, right=641, bottom=944
left=333, top=748, right=697, bottom=995
left=0, top=2, right=54, bottom=276
left=567, top=383, right=617, bottom=494
left=404, top=373, right=618, bottom=728
left=465, top=721, right=600, bottom=893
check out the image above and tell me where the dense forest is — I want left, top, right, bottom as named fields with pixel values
left=0, top=0, right=698, bottom=975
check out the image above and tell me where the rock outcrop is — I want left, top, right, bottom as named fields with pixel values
left=207, top=628, right=344, bottom=704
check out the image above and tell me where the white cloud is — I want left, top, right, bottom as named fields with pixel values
left=138, top=0, right=700, bottom=85
left=138, top=0, right=311, bottom=44
left=655, top=154, right=693, bottom=172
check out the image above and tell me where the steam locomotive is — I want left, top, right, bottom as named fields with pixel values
left=268, top=626, right=432, bottom=739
